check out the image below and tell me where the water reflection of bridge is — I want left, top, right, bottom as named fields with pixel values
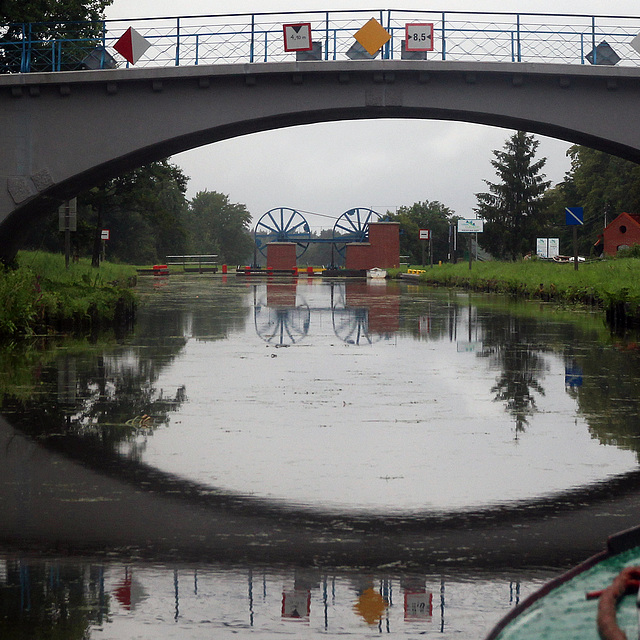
left=253, top=280, right=400, bottom=346
left=0, top=555, right=529, bottom=636
left=2, top=414, right=640, bottom=571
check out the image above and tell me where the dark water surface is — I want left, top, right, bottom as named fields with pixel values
left=2, top=275, right=640, bottom=638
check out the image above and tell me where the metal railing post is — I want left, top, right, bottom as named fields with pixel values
left=175, top=17, right=180, bottom=66
left=441, top=12, right=446, bottom=60
left=22, top=23, right=29, bottom=72
left=324, top=12, right=329, bottom=60
left=195, top=34, right=199, bottom=65
left=516, top=14, right=522, bottom=62
left=591, top=16, right=597, bottom=64
left=101, top=20, right=107, bottom=68
left=250, top=13, right=255, bottom=62
left=379, top=10, right=387, bottom=59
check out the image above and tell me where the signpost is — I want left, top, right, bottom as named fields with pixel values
left=457, top=219, right=484, bottom=270
left=101, top=229, right=110, bottom=263
left=565, top=207, right=584, bottom=271
left=58, top=198, right=77, bottom=268
left=419, top=228, right=431, bottom=267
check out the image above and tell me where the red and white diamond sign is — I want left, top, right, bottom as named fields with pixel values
left=114, top=27, right=151, bottom=65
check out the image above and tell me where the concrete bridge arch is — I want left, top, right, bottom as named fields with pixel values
left=2, top=59, right=640, bottom=260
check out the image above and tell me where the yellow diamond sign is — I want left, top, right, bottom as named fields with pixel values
left=354, top=18, right=391, bottom=56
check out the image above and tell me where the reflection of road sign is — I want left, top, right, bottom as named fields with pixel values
left=405, top=23, right=434, bottom=51
left=405, top=591, right=433, bottom=621
left=565, top=207, right=584, bottom=225
left=283, top=23, right=312, bottom=52
left=419, top=228, right=430, bottom=240
left=354, top=18, right=391, bottom=56
left=457, top=341, right=482, bottom=352
left=565, top=365, right=583, bottom=388
left=457, top=219, right=484, bottom=233
left=282, top=590, right=310, bottom=619
left=354, top=588, right=388, bottom=625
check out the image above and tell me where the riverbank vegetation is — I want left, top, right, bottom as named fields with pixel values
left=22, top=161, right=255, bottom=267
left=0, top=251, right=136, bottom=339
left=393, top=256, right=640, bottom=327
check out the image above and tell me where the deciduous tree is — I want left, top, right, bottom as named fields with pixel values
left=182, top=191, right=254, bottom=265
left=550, top=145, right=640, bottom=255
left=1, top=0, right=113, bottom=72
left=385, top=200, right=458, bottom=264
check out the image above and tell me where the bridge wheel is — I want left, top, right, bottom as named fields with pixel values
left=254, top=208, right=310, bottom=259
left=332, top=208, right=380, bottom=258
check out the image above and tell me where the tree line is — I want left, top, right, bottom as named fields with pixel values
left=387, top=132, right=640, bottom=264
left=23, top=134, right=640, bottom=267
left=23, top=161, right=255, bottom=266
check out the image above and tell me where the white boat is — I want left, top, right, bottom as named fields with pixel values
left=366, top=267, right=387, bottom=279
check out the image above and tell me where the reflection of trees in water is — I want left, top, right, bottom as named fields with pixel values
left=567, top=341, right=640, bottom=460
left=489, top=344, right=546, bottom=434
left=2, top=350, right=187, bottom=458
left=0, top=559, right=108, bottom=640
left=399, top=296, right=549, bottom=434
left=479, top=316, right=548, bottom=435
left=0, top=282, right=250, bottom=454
left=135, top=282, right=248, bottom=343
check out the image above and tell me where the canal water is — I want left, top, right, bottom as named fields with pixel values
left=1, top=275, right=640, bottom=639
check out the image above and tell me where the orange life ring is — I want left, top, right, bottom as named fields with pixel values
left=597, top=567, right=640, bottom=640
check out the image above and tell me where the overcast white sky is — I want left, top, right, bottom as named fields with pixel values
left=105, top=1, right=640, bottom=230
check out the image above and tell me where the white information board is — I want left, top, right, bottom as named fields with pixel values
left=457, top=219, right=484, bottom=233
left=283, top=23, right=312, bottom=52
left=419, top=228, right=430, bottom=240
left=405, top=23, right=434, bottom=51
left=537, top=237, right=559, bottom=258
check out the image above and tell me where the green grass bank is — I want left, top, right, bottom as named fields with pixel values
left=391, top=258, right=640, bottom=328
left=0, top=251, right=137, bottom=339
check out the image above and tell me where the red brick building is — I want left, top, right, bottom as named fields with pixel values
left=603, top=212, right=640, bottom=256
left=345, top=222, right=400, bottom=270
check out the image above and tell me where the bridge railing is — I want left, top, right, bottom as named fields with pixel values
left=2, top=10, right=640, bottom=73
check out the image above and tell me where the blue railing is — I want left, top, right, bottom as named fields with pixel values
left=1, top=9, right=640, bottom=73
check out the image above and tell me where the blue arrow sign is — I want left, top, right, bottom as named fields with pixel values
left=565, top=207, right=584, bottom=226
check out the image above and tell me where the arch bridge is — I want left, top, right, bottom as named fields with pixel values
left=2, top=9, right=640, bottom=260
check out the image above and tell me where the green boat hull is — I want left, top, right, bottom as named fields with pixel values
left=487, top=527, right=640, bottom=640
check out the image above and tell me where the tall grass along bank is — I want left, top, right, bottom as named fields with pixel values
left=0, top=252, right=137, bottom=339
left=398, top=259, right=640, bottom=329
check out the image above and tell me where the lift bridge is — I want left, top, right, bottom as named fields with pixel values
left=253, top=206, right=383, bottom=265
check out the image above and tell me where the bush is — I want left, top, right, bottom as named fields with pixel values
left=615, top=244, right=640, bottom=259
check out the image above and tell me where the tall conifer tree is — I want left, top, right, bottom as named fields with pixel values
left=475, top=131, right=551, bottom=260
